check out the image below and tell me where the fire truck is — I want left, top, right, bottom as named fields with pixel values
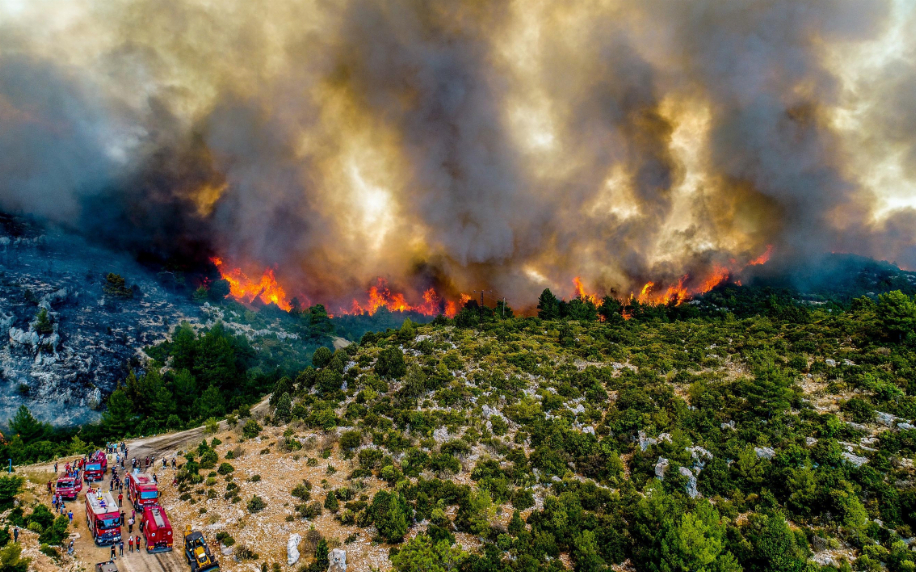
left=56, top=473, right=82, bottom=500
left=140, top=504, right=173, bottom=553
left=126, top=472, right=160, bottom=510
left=85, top=490, right=122, bottom=546
left=84, top=451, right=108, bottom=482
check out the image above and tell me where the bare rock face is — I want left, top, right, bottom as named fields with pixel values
left=0, top=226, right=206, bottom=427
left=328, top=548, right=347, bottom=572
left=655, top=457, right=669, bottom=480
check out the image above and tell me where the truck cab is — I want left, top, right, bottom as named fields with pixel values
left=84, top=451, right=108, bottom=482
left=126, top=472, right=159, bottom=510
left=85, top=491, right=122, bottom=546
left=56, top=474, right=83, bottom=500
left=140, top=504, right=173, bottom=553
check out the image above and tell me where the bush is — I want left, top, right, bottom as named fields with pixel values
left=216, top=531, right=236, bottom=547
left=204, top=418, right=220, bottom=434
left=247, top=495, right=267, bottom=514
left=217, top=463, right=235, bottom=475
left=199, top=449, right=218, bottom=470
left=340, top=430, right=362, bottom=452
left=242, top=419, right=262, bottom=439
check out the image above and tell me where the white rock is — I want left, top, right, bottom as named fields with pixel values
left=721, top=421, right=736, bottom=431
left=806, top=437, right=818, bottom=447
left=754, top=447, right=776, bottom=460
left=655, top=457, right=669, bottom=480
left=842, top=452, right=869, bottom=467
left=825, top=359, right=836, bottom=367
left=287, top=533, right=301, bottom=565
left=876, top=412, right=898, bottom=427
left=328, top=548, right=347, bottom=572
left=900, top=423, right=916, bottom=431
left=680, top=466, right=699, bottom=498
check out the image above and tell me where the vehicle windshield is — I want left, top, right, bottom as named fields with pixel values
left=58, top=480, right=74, bottom=487
left=99, top=517, right=121, bottom=529
left=139, top=491, right=158, bottom=499
left=86, top=464, right=101, bottom=471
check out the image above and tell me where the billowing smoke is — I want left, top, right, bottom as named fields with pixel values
left=1, top=0, right=914, bottom=308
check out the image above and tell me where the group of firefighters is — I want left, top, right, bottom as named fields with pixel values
left=45, top=448, right=179, bottom=561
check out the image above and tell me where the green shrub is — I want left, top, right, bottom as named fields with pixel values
left=247, top=495, right=267, bottom=514
left=217, top=462, right=235, bottom=475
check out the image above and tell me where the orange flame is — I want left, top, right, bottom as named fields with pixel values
left=572, top=277, right=600, bottom=306
left=748, top=244, right=774, bottom=266
left=342, top=278, right=468, bottom=318
left=212, top=258, right=291, bottom=311
left=700, top=265, right=730, bottom=293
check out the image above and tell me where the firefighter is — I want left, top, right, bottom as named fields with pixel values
left=110, top=544, right=116, bottom=560
left=128, top=536, right=134, bottom=553
left=47, top=480, right=52, bottom=494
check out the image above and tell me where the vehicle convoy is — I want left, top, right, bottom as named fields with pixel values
left=84, top=451, right=108, bottom=482
left=127, top=472, right=160, bottom=510
left=85, top=490, right=122, bottom=546
left=140, top=504, right=173, bottom=553
left=56, top=473, right=82, bottom=500
left=184, top=526, right=219, bottom=572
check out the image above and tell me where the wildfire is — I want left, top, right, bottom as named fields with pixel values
left=700, top=265, right=731, bottom=293
left=211, top=258, right=291, bottom=311
left=748, top=244, right=774, bottom=266
left=573, top=276, right=600, bottom=306
left=343, top=278, right=469, bottom=318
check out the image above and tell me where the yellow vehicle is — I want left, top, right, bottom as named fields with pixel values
left=183, top=525, right=219, bottom=572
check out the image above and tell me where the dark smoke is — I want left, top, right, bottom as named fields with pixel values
left=0, top=0, right=912, bottom=307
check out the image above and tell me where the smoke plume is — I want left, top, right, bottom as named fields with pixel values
left=1, top=0, right=914, bottom=308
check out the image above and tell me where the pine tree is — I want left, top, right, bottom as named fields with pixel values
left=536, top=289, right=560, bottom=320
left=324, top=491, right=339, bottom=513
left=102, top=388, right=135, bottom=437
left=8, top=405, right=48, bottom=443
left=274, top=392, right=292, bottom=424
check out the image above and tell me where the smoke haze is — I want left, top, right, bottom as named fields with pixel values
left=1, top=0, right=914, bottom=308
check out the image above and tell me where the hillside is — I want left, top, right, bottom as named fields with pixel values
left=7, top=294, right=916, bottom=572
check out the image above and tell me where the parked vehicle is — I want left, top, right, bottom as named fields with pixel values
left=184, top=526, right=219, bottom=572
left=85, top=490, right=122, bottom=546
left=126, top=472, right=159, bottom=510
left=84, top=451, right=108, bottom=482
left=140, top=504, right=174, bottom=553
left=56, top=474, right=82, bottom=500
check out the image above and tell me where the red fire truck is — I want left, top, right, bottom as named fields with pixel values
left=140, top=504, right=174, bottom=553
left=126, top=472, right=159, bottom=510
left=85, top=490, right=122, bottom=546
left=84, top=451, right=108, bottom=482
left=55, top=473, right=82, bottom=500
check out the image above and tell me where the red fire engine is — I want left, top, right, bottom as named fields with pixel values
left=140, top=504, right=174, bottom=553
left=85, top=490, right=122, bottom=546
left=84, top=451, right=108, bottom=482
left=55, top=473, right=82, bottom=500
left=126, top=472, right=160, bottom=510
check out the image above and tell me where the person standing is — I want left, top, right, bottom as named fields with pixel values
left=128, top=517, right=134, bottom=534
left=110, top=544, right=116, bottom=560
left=128, top=535, right=134, bottom=553
left=54, top=462, right=58, bottom=473
left=120, top=510, right=126, bottom=526
left=118, top=492, right=123, bottom=507
left=67, top=539, right=74, bottom=556
left=119, top=540, right=124, bottom=556
left=67, top=510, right=73, bottom=523
left=12, top=526, right=18, bottom=543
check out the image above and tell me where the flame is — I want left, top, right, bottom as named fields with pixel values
left=212, top=258, right=291, bottom=311
left=342, top=278, right=468, bottom=318
left=700, top=265, right=730, bottom=293
left=748, top=244, right=774, bottom=266
left=572, top=277, right=600, bottom=306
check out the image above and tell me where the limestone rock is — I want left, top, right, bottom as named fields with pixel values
left=287, top=533, right=301, bottom=566
left=655, top=457, right=669, bottom=480
left=680, top=466, right=699, bottom=498
left=841, top=452, right=868, bottom=467
left=328, top=548, right=347, bottom=572
left=754, top=447, right=776, bottom=460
